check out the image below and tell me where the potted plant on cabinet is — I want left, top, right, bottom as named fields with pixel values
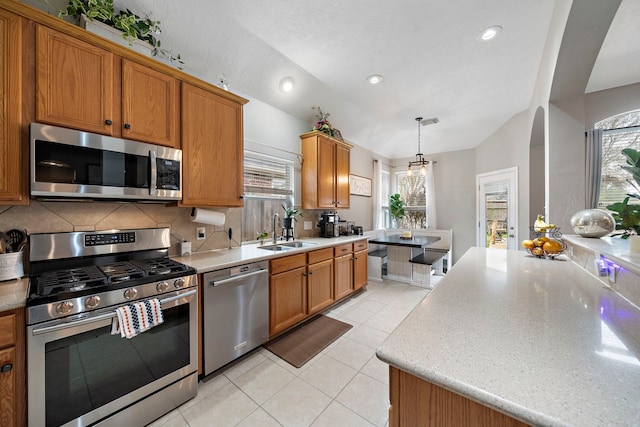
left=389, top=193, right=405, bottom=228
left=58, top=0, right=184, bottom=67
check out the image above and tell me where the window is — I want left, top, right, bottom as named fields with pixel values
left=241, top=152, right=294, bottom=242
left=395, top=172, right=426, bottom=229
left=596, top=110, right=640, bottom=207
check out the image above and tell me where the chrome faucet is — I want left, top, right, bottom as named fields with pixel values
left=272, top=213, right=279, bottom=244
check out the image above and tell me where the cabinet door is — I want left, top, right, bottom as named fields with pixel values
left=36, top=25, right=117, bottom=135
left=317, top=136, right=336, bottom=208
left=308, top=259, right=334, bottom=315
left=353, top=249, right=368, bottom=290
left=269, top=266, right=307, bottom=336
left=0, top=10, right=25, bottom=204
left=335, top=142, right=350, bottom=208
left=334, top=254, right=353, bottom=300
left=122, top=60, right=179, bottom=147
left=181, top=83, right=244, bottom=207
left=0, top=347, right=16, bottom=426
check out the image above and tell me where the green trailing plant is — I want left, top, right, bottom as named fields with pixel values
left=606, top=148, right=640, bottom=238
left=281, top=204, right=303, bottom=221
left=389, top=193, right=405, bottom=224
left=58, top=0, right=184, bottom=68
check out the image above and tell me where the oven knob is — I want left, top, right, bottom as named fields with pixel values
left=123, top=288, right=138, bottom=300
left=173, top=278, right=186, bottom=289
left=56, top=301, right=74, bottom=315
left=85, top=295, right=101, bottom=309
left=156, top=281, right=170, bottom=292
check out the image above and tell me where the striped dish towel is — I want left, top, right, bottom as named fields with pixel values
left=111, top=298, right=164, bottom=339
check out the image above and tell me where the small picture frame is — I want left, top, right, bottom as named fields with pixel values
left=349, top=174, right=372, bottom=197
left=332, top=129, right=343, bottom=140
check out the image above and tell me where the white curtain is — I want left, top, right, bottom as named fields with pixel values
left=425, top=162, right=437, bottom=228
left=585, top=129, right=603, bottom=209
left=372, top=159, right=382, bottom=229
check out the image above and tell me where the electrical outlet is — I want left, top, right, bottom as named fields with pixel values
left=197, top=227, right=206, bottom=240
left=304, top=221, right=312, bottom=230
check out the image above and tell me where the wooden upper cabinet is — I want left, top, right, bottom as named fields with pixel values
left=121, top=60, right=179, bottom=147
left=0, top=9, right=27, bottom=204
left=301, top=131, right=351, bottom=209
left=180, top=83, right=244, bottom=207
left=335, top=142, right=350, bottom=208
left=36, top=25, right=117, bottom=135
left=36, top=27, right=180, bottom=147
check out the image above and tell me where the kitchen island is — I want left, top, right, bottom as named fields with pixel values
left=377, top=247, right=640, bottom=426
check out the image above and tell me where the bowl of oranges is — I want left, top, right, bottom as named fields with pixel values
left=521, top=237, right=565, bottom=259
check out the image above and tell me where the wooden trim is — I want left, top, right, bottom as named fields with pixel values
left=390, top=367, right=530, bottom=427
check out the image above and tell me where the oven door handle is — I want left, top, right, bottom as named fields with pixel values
left=31, top=289, right=197, bottom=336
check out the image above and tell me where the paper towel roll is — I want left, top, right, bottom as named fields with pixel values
left=190, top=208, right=225, bottom=226
left=630, top=235, right=640, bottom=254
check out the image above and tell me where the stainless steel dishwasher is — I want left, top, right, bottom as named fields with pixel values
left=203, top=261, right=269, bottom=375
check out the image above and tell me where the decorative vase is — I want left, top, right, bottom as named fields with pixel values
left=569, top=209, right=615, bottom=238
left=80, top=15, right=153, bottom=56
left=283, top=217, right=293, bottom=229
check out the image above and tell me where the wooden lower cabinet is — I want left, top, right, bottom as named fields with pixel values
left=389, top=367, right=529, bottom=427
left=334, top=254, right=353, bottom=300
left=353, top=249, right=368, bottom=290
left=269, top=254, right=307, bottom=336
left=0, top=308, right=25, bottom=427
left=269, top=241, right=368, bottom=337
left=307, top=248, right=334, bottom=315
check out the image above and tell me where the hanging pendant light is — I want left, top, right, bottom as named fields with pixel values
left=407, top=117, right=429, bottom=176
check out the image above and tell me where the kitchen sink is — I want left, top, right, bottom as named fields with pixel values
left=257, top=241, right=317, bottom=251
left=258, top=245, right=292, bottom=251
left=278, top=241, right=317, bottom=248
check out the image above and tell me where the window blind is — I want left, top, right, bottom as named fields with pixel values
left=243, top=152, right=293, bottom=199
left=598, top=129, right=640, bottom=207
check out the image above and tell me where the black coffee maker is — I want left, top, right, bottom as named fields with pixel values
left=318, top=212, right=340, bottom=237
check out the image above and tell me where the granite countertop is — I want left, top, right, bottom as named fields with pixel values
left=174, top=235, right=368, bottom=273
left=376, top=247, right=640, bottom=426
left=0, top=278, right=29, bottom=311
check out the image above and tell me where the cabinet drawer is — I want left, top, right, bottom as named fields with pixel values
left=0, top=313, right=16, bottom=348
left=308, top=248, right=334, bottom=264
left=270, top=253, right=307, bottom=275
left=353, top=240, right=368, bottom=252
left=334, top=243, right=353, bottom=256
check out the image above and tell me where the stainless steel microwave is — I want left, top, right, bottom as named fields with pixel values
left=30, top=123, right=182, bottom=202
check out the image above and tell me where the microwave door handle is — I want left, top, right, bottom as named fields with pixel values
left=150, top=150, right=157, bottom=196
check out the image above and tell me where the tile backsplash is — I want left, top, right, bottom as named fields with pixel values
left=0, top=201, right=241, bottom=257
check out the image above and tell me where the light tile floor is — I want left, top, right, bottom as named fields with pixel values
left=148, top=277, right=440, bottom=427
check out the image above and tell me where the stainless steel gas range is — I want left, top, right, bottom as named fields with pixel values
left=26, top=228, right=198, bottom=427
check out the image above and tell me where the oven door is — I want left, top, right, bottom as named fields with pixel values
left=27, top=288, right=198, bottom=427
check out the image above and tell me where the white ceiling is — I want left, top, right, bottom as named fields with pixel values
left=113, top=0, right=638, bottom=159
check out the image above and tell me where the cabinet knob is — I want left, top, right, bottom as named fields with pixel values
left=0, top=363, right=12, bottom=373
left=105, top=119, right=113, bottom=125
left=124, top=123, right=131, bottom=129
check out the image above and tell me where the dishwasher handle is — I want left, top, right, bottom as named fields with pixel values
left=210, top=268, right=267, bottom=287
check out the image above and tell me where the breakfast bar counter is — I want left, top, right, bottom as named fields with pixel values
left=376, top=247, right=640, bottom=426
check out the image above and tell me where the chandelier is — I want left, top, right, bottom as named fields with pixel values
left=407, top=117, right=429, bottom=176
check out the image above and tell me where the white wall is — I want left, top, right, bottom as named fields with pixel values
left=585, top=82, right=640, bottom=126
left=475, top=110, right=531, bottom=245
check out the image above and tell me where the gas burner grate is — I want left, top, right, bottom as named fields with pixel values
left=37, top=266, right=107, bottom=296
left=132, top=259, right=189, bottom=276
left=98, top=262, right=146, bottom=283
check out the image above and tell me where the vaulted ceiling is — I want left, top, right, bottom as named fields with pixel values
left=111, top=0, right=638, bottom=159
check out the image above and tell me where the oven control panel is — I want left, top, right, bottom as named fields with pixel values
left=85, top=232, right=136, bottom=246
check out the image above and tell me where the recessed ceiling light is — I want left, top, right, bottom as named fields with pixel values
left=366, top=75, right=383, bottom=85
left=478, top=26, right=502, bottom=41
left=279, top=77, right=294, bottom=93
